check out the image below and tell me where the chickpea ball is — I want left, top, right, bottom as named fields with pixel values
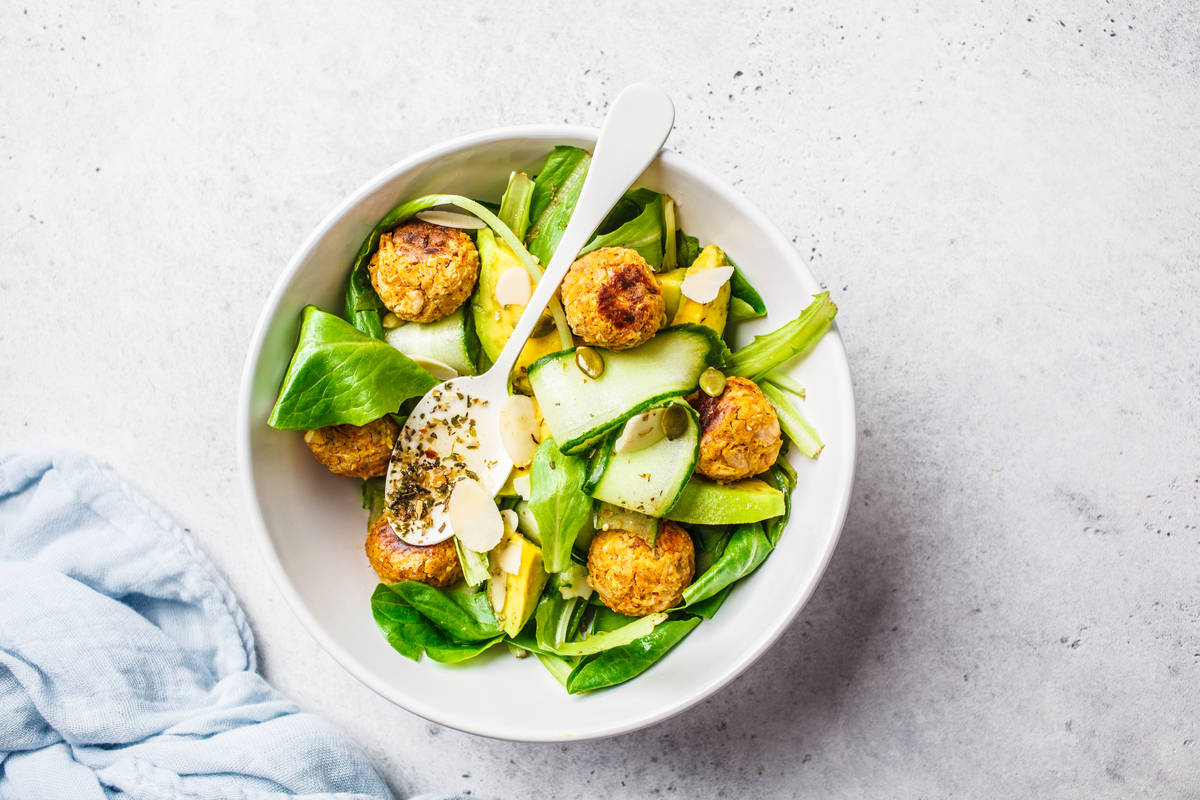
left=560, top=247, right=664, bottom=350
left=303, top=416, right=399, bottom=479
left=365, top=514, right=462, bottom=587
left=688, top=377, right=783, bottom=482
left=368, top=219, right=480, bottom=323
left=587, top=522, right=695, bottom=617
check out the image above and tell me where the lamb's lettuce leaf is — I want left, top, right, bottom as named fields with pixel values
left=387, top=581, right=502, bottom=642
left=728, top=264, right=767, bottom=319
left=527, top=146, right=591, bottom=266
left=370, top=584, right=501, bottom=663
left=686, top=585, right=732, bottom=619
left=578, top=188, right=665, bottom=268
left=680, top=523, right=773, bottom=608
left=565, top=617, right=700, bottom=693
left=528, top=438, right=593, bottom=573
left=675, top=230, right=702, bottom=268
left=267, top=305, right=437, bottom=430
left=534, top=564, right=590, bottom=650
left=528, top=147, right=669, bottom=268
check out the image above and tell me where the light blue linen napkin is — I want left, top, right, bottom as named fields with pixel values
left=0, top=449, right=397, bottom=799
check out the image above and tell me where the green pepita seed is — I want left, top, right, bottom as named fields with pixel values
left=530, top=311, right=556, bottom=338
left=699, top=366, right=726, bottom=397
left=381, top=312, right=403, bottom=329
left=661, top=404, right=689, bottom=440
left=575, top=346, right=604, bottom=379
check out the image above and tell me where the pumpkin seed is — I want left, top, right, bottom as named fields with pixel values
left=530, top=310, right=556, bottom=338
left=575, top=346, right=605, bottom=379
left=699, top=366, right=726, bottom=397
left=661, top=404, right=689, bottom=440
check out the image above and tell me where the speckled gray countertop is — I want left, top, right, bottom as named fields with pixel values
left=2, top=2, right=1197, bottom=797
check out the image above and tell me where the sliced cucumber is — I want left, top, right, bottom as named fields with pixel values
left=664, top=476, right=786, bottom=524
left=384, top=305, right=478, bottom=376
left=590, top=399, right=699, bottom=517
left=527, top=326, right=725, bottom=454
left=582, top=432, right=616, bottom=495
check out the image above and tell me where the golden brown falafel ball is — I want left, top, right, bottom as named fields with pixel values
left=365, top=514, right=462, bottom=587
left=368, top=219, right=480, bottom=323
left=688, top=377, right=782, bottom=482
left=587, top=522, right=695, bottom=617
left=560, top=247, right=664, bottom=350
left=303, top=417, right=399, bottom=479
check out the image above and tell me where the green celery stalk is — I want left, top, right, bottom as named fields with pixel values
left=725, top=292, right=837, bottom=379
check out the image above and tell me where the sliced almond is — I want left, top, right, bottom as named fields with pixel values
left=500, top=508, right=519, bottom=533
left=614, top=407, right=667, bottom=454
left=511, top=473, right=532, bottom=501
left=680, top=265, right=735, bottom=304
left=448, top=478, right=504, bottom=552
left=495, top=266, right=533, bottom=307
left=499, top=394, right=540, bottom=468
left=495, top=535, right=524, bottom=575
left=488, top=572, right=507, bottom=613
left=415, top=209, right=487, bottom=229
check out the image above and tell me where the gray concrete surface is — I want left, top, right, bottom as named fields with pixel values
left=2, top=1, right=1198, bottom=797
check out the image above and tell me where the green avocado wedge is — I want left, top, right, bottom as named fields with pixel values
left=664, top=476, right=786, bottom=525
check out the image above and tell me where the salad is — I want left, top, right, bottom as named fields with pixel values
left=267, top=145, right=838, bottom=693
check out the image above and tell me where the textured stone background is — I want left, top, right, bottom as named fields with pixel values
left=2, top=1, right=1198, bottom=797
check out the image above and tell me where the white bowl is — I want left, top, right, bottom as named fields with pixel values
left=238, top=125, right=856, bottom=742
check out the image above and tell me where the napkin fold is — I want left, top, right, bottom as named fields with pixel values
left=0, top=449, right=396, bottom=799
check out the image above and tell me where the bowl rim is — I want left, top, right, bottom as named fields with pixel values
left=237, top=123, right=857, bottom=742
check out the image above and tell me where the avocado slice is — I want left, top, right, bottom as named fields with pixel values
left=491, top=531, right=549, bottom=638
left=657, top=268, right=686, bottom=320
left=472, top=229, right=565, bottom=392
left=671, top=245, right=731, bottom=336
left=664, top=476, right=785, bottom=524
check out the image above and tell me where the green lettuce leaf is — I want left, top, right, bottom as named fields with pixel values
left=528, top=437, right=593, bottom=573
left=680, top=522, right=773, bottom=608
left=527, top=146, right=591, bottom=266
left=370, top=585, right=501, bottom=663
left=565, top=617, right=701, bottom=693
left=267, top=305, right=437, bottom=430
left=578, top=188, right=665, bottom=268
left=387, top=581, right=502, bottom=642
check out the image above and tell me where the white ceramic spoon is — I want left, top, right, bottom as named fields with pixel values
left=386, top=84, right=676, bottom=547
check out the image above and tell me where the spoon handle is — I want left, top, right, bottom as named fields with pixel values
left=489, top=83, right=675, bottom=380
